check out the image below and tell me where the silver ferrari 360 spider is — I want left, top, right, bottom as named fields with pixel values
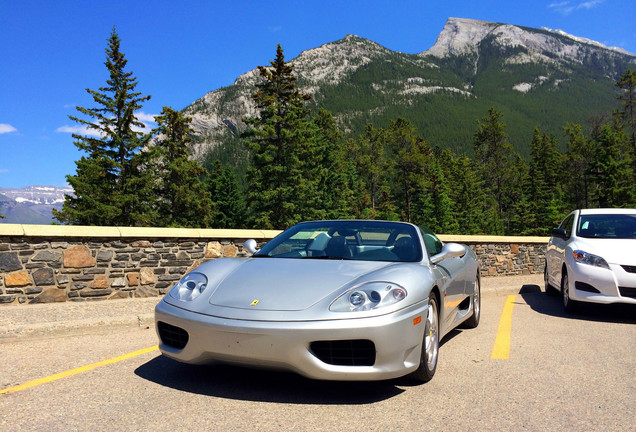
left=155, top=220, right=480, bottom=382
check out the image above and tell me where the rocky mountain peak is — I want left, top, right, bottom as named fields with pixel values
left=424, top=17, right=498, bottom=57
left=230, top=34, right=388, bottom=88
left=424, top=17, right=635, bottom=62
left=291, top=34, right=392, bottom=85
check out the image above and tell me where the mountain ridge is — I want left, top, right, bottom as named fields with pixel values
left=184, top=17, right=635, bottom=162
left=0, top=186, right=71, bottom=225
left=423, top=17, right=634, bottom=58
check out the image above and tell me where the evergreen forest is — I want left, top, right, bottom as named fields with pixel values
left=55, top=30, right=636, bottom=235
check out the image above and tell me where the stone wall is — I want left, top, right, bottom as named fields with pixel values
left=470, top=242, right=545, bottom=276
left=0, top=225, right=548, bottom=306
left=436, top=234, right=547, bottom=277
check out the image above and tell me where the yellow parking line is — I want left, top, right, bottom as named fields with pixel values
left=491, top=295, right=516, bottom=359
left=0, top=345, right=158, bottom=396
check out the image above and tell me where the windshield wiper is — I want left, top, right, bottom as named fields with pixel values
left=303, top=255, right=353, bottom=260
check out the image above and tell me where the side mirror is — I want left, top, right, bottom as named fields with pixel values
left=430, top=243, right=466, bottom=264
left=243, top=239, right=259, bottom=254
left=551, top=228, right=567, bottom=239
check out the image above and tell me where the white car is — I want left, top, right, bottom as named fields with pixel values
left=545, top=208, right=636, bottom=312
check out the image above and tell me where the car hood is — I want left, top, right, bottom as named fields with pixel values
left=161, top=257, right=435, bottom=321
left=571, top=238, right=636, bottom=265
left=206, top=258, right=395, bottom=311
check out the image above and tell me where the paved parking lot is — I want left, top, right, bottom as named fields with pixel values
left=1, top=276, right=635, bottom=431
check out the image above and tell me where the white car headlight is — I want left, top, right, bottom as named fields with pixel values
left=169, top=272, right=208, bottom=301
left=330, top=281, right=407, bottom=312
left=572, top=250, right=610, bottom=269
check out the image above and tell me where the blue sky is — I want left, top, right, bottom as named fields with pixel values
left=1, top=0, right=635, bottom=188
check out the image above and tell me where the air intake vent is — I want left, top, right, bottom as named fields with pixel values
left=310, top=340, right=376, bottom=366
left=157, top=321, right=189, bottom=350
left=575, top=281, right=600, bottom=293
left=618, top=287, right=636, bottom=299
left=621, top=265, right=636, bottom=274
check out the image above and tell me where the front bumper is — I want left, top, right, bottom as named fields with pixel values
left=568, top=262, right=636, bottom=305
left=155, top=299, right=428, bottom=381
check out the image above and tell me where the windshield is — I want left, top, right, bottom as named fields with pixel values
left=577, top=213, right=636, bottom=239
left=254, top=220, right=423, bottom=262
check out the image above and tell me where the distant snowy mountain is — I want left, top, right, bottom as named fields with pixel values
left=0, top=186, right=72, bottom=224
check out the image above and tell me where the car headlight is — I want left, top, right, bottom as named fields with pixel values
left=572, top=250, right=610, bottom=269
left=168, top=272, right=208, bottom=301
left=330, top=282, right=407, bottom=312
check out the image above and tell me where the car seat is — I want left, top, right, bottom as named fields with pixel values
left=393, top=237, right=417, bottom=261
left=324, top=236, right=350, bottom=258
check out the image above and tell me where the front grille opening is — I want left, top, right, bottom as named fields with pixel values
left=157, top=321, right=189, bottom=350
left=618, top=287, right=636, bottom=299
left=621, top=265, right=636, bottom=274
left=310, top=340, right=376, bottom=366
left=575, top=281, right=600, bottom=293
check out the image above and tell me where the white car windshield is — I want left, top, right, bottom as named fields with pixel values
left=254, top=221, right=423, bottom=262
left=577, top=213, right=636, bottom=239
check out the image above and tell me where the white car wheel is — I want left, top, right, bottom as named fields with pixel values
left=561, top=271, right=578, bottom=313
left=544, top=263, right=558, bottom=296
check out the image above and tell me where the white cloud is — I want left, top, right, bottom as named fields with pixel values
left=56, top=125, right=103, bottom=137
left=579, top=0, right=604, bottom=9
left=135, top=112, right=158, bottom=124
left=56, top=112, right=159, bottom=137
left=0, top=123, right=18, bottom=134
left=548, top=0, right=604, bottom=14
left=133, top=112, right=159, bottom=134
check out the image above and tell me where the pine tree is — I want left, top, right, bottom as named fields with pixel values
left=473, top=108, right=523, bottom=234
left=207, top=160, right=246, bottom=228
left=422, top=156, right=456, bottom=233
left=312, top=108, right=355, bottom=219
left=351, top=124, right=387, bottom=214
left=343, top=138, right=371, bottom=219
left=437, top=149, right=493, bottom=234
left=385, top=118, right=428, bottom=224
left=588, top=119, right=634, bottom=207
left=525, top=129, right=565, bottom=234
left=54, top=28, right=153, bottom=226
left=615, top=69, right=636, bottom=153
left=151, top=107, right=213, bottom=227
left=243, top=44, right=323, bottom=229
left=376, top=184, right=400, bottom=221
left=563, top=123, right=594, bottom=209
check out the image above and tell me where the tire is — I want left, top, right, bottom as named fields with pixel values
left=409, top=295, right=439, bottom=383
left=544, top=263, right=558, bottom=296
left=561, top=270, right=578, bottom=313
left=463, top=275, right=481, bottom=329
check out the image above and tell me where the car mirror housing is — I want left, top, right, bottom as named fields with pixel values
left=243, top=239, right=259, bottom=254
left=551, top=228, right=567, bottom=239
left=430, top=243, right=466, bottom=264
